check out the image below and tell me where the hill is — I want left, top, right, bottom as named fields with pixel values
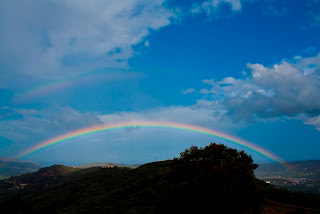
left=0, top=157, right=40, bottom=179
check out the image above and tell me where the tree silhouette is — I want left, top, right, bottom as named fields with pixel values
left=164, top=143, right=263, bottom=213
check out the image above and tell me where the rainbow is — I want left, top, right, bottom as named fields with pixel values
left=13, top=73, right=87, bottom=102
left=13, top=71, right=128, bottom=102
left=17, top=121, right=284, bottom=163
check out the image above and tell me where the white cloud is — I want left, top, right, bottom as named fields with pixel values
left=219, top=76, right=237, bottom=84
left=295, top=113, right=320, bottom=131
left=201, top=76, right=266, bottom=99
left=0, top=0, right=176, bottom=85
left=197, top=53, right=320, bottom=128
left=181, top=88, right=196, bottom=94
left=98, top=103, right=236, bottom=131
left=202, top=79, right=216, bottom=85
left=191, top=0, right=242, bottom=16
left=304, top=115, right=320, bottom=131
left=248, top=60, right=320, bottom=115
left=295, top=53, right=320, bottom=78
left=213, top=0, right=242, bottom=11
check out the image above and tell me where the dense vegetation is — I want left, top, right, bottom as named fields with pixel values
left=0, top=143, right=319, bottom=214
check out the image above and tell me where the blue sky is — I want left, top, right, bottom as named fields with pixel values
left=1, top=0, right=320, bottom=165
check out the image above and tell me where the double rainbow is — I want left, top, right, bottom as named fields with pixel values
left=18, top=121, right=283, bottom=163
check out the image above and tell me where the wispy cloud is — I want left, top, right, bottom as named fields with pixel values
left=0, top=105, right=102, bottom=156
left=306, top=0, right=320, bottom=26
left=0, top=0, right=176, bottom=86
left=181, top=88, right=196, bottom=94
left=191, top=0, right=242, bottom=16
left=98, top=103, right=237, bottom=132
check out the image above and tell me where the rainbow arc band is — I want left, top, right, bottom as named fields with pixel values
left=13, top=73, right=88, bottom=102
left=17, top=121, right=284, bottom=163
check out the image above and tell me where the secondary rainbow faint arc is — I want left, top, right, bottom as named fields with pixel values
left=13, top=72, right=90, bottom=101
left=17, top=121, right=283, bottom=163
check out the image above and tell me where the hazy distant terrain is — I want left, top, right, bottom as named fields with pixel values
left=77, top=161, right=140, bottom=169
left=0, top=157, right=40, bottom=179
left=255, top=160, right=320, bottom=195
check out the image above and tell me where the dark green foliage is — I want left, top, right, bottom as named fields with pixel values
left=0, top=194, right=33, bottom=214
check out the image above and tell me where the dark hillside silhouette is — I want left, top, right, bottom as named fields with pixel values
left=0, top=143, right=319, bottom=214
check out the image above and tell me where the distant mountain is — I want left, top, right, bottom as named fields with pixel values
left=0, top=157, right=40, bottom=179
left=256, top=160, right=320, bottom=176
left=0, top=157, right=39, bottom=164
left=255, top=160, right=320, bottom=195
left=77, top=161, right=140, bottom=169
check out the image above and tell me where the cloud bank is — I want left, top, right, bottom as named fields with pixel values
left=197, top=53, right=320, bottom=130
